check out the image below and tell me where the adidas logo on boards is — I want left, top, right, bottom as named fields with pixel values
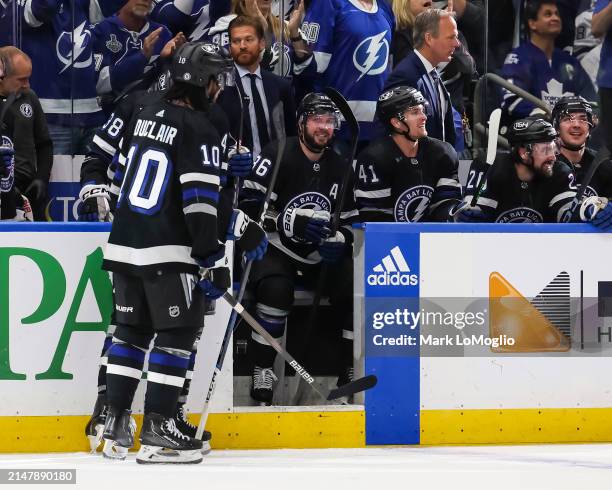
left=368, top=246, right=418, bottom=286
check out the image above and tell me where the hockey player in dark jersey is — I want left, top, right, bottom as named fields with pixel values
left=240, top=92, right=358, bottom=405
left=98, top=43, right=267, bottom=464
left=81, top=43, right=265, bottom=457
left=458, top=117, right=576, bottom=223
left=355, top=86, right=462, bottom=223
left=552, top=96, right=612, bottom=199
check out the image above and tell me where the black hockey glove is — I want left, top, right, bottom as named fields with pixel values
left=197, top=266, right=231, bottom=300
left=277, top=208, right=331, bottom=243
left=78, top=183, right=111, bottom=222
left=226, top=210, right=268, bottom=261
left=24, top=178, right=47, bottom=201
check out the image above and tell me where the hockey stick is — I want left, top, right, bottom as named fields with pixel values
left=292, top=86, right=360, bottom=405
left=221, top=290, right=377, bottom=402
left=195, top=103, right=286, bottom=440
left=469, top=108, right=501, bottom=207
left=562, top=146, right=611, bottom=223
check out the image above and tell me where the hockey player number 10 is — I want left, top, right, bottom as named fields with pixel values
left=120, top=145, right=172, bottom=215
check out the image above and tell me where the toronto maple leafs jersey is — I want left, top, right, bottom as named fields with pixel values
left=241, top=137, right=358, bottom=263
left=90, top=16, right=172, bottom=103
left=102, top=100, right=224, bottom=277
left=151, top=0, right=229, bottom=41
left=557, top=149, right=612, bottom=199
left=355, top=136, right=462, bottom=222
left=0, top=0, right=125, bottom=127
left=299, top=0, right=394, bottom=141
left=464, top=154, right=577, bottom=223
left=501, top=41, right=597, bottom=121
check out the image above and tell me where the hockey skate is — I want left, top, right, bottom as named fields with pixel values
left=85, top=394, right=107, bottom=452
left=137, top=412, right=203, bottom=464
left=173, top=404, right=212, bottom=455
left=250, top=366, right=278, bottom=406
left=102, top=407, right=136, bottom=460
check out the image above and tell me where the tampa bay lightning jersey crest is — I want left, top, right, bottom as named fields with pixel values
left=301, top=0, right=394, bottom=140
left=393, top=185, right=434, bottom=222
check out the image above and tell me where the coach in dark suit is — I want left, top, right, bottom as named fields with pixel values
left=218, top=15, right=296, bottom=157
left=385, top=9, right=460, bottom=147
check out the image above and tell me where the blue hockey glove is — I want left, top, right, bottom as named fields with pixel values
left=227, top=146, right=253, bottom=177
left=278, top=208, right=331, bottom=243
left=197, top=266, right=231, bottom=300
left=319, top=231, right=346, bottom=263
left=581, top=196, right=612, bottom=231
left=77, top=183, right=111, bottom=222
left=197, top=247, right=227, bottom=269
left=227, top=209, right=268, bottom=261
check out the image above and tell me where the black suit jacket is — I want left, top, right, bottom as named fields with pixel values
left=384, top=50, right=456, bottom=147
left=217, top=68, right=297, bottom=151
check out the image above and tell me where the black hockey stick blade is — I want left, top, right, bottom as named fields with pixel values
left=323, top=86, right=359, bottom=159
left=326, top=374, right=378, bottom=401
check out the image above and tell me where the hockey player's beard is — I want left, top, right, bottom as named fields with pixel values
left=301, top=130, right=331, bottom=153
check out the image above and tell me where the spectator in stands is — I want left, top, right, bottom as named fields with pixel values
left=1, top=0, right=128, bottom=155
left=217, top=15, right=296, bottom=157
left=500, top=0, right=596, bottom=124
left=0, top=47, right=52, bottom=221
left=385, top=9, right=460, bottom=147
left=592, top=0, right=612, bottom=153
left=91, top=0, right=180, bottom=115
left=574, top=0, right=601, bottom=88
left=298, top=0, right=394, bottom=144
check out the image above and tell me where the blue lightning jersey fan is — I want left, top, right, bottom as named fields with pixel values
left=501, top=41, right=597, bottom=120
left=300, top=0, right=394, bottom=141
left=0, top=0, right=124, bottom=127
left=151, top=0, right=230, bottom=41
left=91, top=16, right=172, bottom=104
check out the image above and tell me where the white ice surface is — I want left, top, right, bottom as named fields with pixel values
left=1, top=445, right=612, bottom=490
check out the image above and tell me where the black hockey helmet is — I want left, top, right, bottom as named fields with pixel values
left=551, top=95, right=594, bottom=129
left=376, top=85, right=427, bottom=125
left=171, top=42, right=234, bottom=88
left=506, top=117, right=557, bottom=147
left=297, top=93, right=341, bottom=127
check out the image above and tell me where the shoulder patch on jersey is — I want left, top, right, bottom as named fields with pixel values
left=394, top=185, right=434, bottom=222
left=504, top=52, right=519, bottom=65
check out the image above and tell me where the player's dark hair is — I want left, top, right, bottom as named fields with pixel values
left=524, top=0, right=558, bottom=32
left=165, top=81, right=209, bottom=112
left=228, top=15, right=265, bottom=41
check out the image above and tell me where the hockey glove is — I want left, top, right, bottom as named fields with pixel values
left=581, top=196, right=612, bottom=231
left=24, top=178, right=47, bottom=201
left=278, top=208, right=331, bottom=243
left=197, top=266, right=231, bottom=300
left=450, top=202, right=487, bottom=223
left=77, top=183, right=111, bottom=222
left=227, top=209, right=268, bottom=261
left=319, top=231, right=346, bottom=263
left=197, top=246, right=227, bottom=269
left=15, top=194, right=33, bottom=221
left=227, top=146, right=253, bottom=177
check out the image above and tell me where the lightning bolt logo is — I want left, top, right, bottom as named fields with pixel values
left=394, top=185, right=434, bottom=222
left=353, top=31, right=389, bottom=81
left=412, top=198, right=429, bottom=223
left=56, top=21, right=92, bottom=73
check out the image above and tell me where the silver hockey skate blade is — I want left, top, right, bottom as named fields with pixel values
left=136, top=445, right=203, bottom=465
left=87, top=424, right=104, bottom=453
left=102, top=439, right=130, bottom=460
